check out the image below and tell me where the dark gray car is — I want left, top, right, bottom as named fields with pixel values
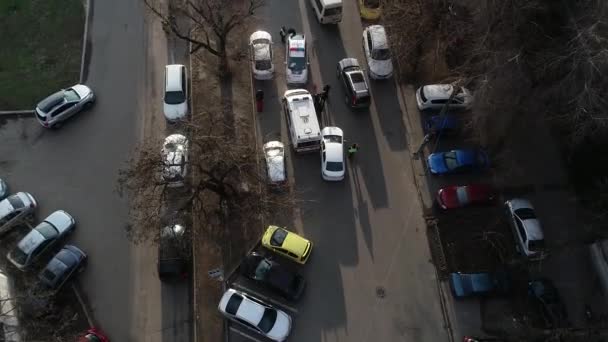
left=7, top=210, right=75, bottom=270
left=39, top=245, right=87, bottom=292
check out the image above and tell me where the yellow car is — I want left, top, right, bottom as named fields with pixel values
left=359, top=0, right=381, bottom=21
left=262, top=225, right=313, bottom=264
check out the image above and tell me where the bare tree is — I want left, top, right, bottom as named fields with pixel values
left=143, top=0, right=264, bottom=74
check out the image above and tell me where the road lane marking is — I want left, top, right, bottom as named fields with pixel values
left=231, top=282, right=299, bottom=314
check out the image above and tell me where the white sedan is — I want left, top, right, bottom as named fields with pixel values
left=263, top=141, right=286, bottom=186
left=415, top=84, right=474, bottom=111
left=218, top=288, right=291, bottom=341
left=362, top=25, right=393, bottom=79
left=161, top=134, right=189, bottom=187
left=249, top=31, right=274, bottom=80
left=320, top=126, right=345, bottom=181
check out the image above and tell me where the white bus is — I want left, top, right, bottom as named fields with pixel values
left=310, top=0, right=343, bottom=24
left=282, top=89, right=321, bottom=153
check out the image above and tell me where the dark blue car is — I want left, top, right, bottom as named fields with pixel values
left=449, top=271, right=510, bottom=298
left=427, top=149, right=489, bottom=175
left=424, top=115, right=459, bottom=136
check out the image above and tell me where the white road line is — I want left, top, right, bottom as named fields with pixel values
left=229, top=326, right=266, bottom=342
left=231, top=282, right=299, bottom=314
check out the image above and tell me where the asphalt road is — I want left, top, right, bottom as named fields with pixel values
left=229, top=0, right=450, bottom=341
left=0, top=0, right=191, bottom=341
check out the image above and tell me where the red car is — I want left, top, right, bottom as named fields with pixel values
left=78, top=328, right=109, bottom=342
left=436, top=184, right=495, bottom=209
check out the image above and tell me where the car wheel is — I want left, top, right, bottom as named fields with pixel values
left=84, top=100, right=94, bottom=109
left=344, top=94, right=349, bottom=105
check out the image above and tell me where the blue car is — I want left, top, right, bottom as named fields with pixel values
left=424, top=115, right=459, bottom=136
left=449, top=271, right=510, bottom=298
left=427, top=149, right=489, bottom=175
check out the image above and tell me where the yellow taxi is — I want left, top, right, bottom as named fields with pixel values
left=262, top=225, right=313, bottom=264
left=359, top=0, right=381, bottom=21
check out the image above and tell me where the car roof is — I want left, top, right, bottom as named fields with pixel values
left=37, top=90, right=65, bottom=112
left=165, top=64, right=184, bottom=92
left=422, top=84, right=455, bottom=99
left=324, top=143, right=343, bottom=162
left=367, top=25, right=388, bottom=49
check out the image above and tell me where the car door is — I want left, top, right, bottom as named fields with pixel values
left=515, top=218, right=527, bottom=254
left=55, top=102, right=78, bottom=121
left=320, top=141, right=326, bottom=172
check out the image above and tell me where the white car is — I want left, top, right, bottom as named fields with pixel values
left=161, top=134, right=189, bottom=187
left=218, top=288, right=292, bottom=341
left=163, top=64, right=188, bottom=122
left=320, top=127, right=345, bottom=181
left=35, top=84, right=95, bottom=128
left=285, top=33, right=308, bottom=85
left=362, top=25, right=393, bottom=79
left=415, top=84, right=474, bottom=111
left=0, top=192, right=37, bottom=236
left=249, top=31, right=274, bottom=80
left=505, top=199, right=545, bottom=259
left=263, top=141, right=286, bottom=186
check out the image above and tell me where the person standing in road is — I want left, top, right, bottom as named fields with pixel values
left=322, top=84, right=331, bottom=101
left=279, top=26, right=286, bottom=43
left=348, top=143, right=360, bottom=159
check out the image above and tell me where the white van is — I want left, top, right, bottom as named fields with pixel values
left=282, top=89, right=321, bottom=153
left=310, top=0, right=343, bottom=24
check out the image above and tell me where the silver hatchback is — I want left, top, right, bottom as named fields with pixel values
left=0, top=192, right=37, bottom=235
left=35, top=84, right=95, bottom=128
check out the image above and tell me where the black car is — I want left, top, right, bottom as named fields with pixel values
left=38, top=245, right=87, bottom=292
left=337, top=58, right=371, bottom=108
left=528, top=278, right=569, bottom=328
left=241, top=252, right=306, bottom=300
left=158, top=224, right=191, bottom=281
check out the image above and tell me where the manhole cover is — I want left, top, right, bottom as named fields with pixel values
left=376, top=286, right=386, bottom=298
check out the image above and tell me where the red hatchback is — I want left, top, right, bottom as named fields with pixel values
left=436, top=184, right=496, bottom=209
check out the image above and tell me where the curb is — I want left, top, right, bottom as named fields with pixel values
left=72, top=283, right=95, bottom=327
left=79, top=0, right=93, bottom=84
left=393, top=68, right=454, bottom=342
left=0, top=110, right=34, bottom=117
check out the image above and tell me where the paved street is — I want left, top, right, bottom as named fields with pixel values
left=230, top=0, right=449, bottom=341
left=0, top=0, right=191, bottom=341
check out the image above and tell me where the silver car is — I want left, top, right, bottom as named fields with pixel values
left=161, top=134, right=189, bottom=187
left=0, top=192, right=37, bottom=235
left=505, top=199, right=545, bottom=259
left=35, top=84, right=95, bottom=128
left=7, top=210, right=76, bottom=270
left=263, top=141, right=286, bottom=186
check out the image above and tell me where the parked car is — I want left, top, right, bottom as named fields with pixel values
left=415, top=84, right=473, bottom=112
left=163, top=64, right=188, bottom=122
left=336, top=58, right=371, bottom=108
left=449, top=271, right=510, bottom=298
left=262, top=225, right=313, bottom=264
left=161, top=134, right=189, bottom=187
left=249, top=31, right=274, bottom=80
left=38, top=245, right=87, bottom=292
left=424, top=115, right=459, bottom=136
left=320, top=126, right=345, bottom=181
left=35, top=84, right=95, bottom=128
left=285, top=33, right=308, bottom=85
left=0, top=178, right=8, bottom=201
left=505, top=199, right=545, bottom=259
left=358, top=0, right=381, bottom=20
left=263, top=141, right=286, bottom=187
left=436, top=184, right=496, bottom=210
left=241, top=252, right=306, bottom=301
left=362, top=25, right=393, bottom=79
left=78, top=328, right=109, bottom=342
left=528, top=278, right=568, bottom=328
left=427, top=149, right=489, bottom=175
left=8, top=210, right=76, bottom=270
left=0, top=192, right=37, bottom=236
left=218, top=288, right=292, bottom=341
left=158, top=224, right=190, bottom=281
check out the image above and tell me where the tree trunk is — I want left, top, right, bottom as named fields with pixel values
left=218, top=38, right=229, bottom=77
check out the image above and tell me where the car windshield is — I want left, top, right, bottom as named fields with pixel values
left=63, top=89, right=81, bottom=102
left=323, top=135, right=342, bottom=143
left=7, top=195, right=24, bottom=209
left=9, top=248, right=28, bottom=266
left=254, top=259, right=272, bottom=279
left=350, top=73, right=365, bottom=84
left=529, top=239, right=545, bottom=252
left=515, top=208, right=537, bottom=220
left=443, top=151, right=459, bottom=170
left=257, top=308, right=278, bottom=333
left=372, top=48, right=390, bottom=61
left=325, top=7, right=342, bottom=16
left=255, top=60, right=272, bottom=71
left=265, top=146, right=283, bottom=157
left=270, top=228, right=287, bottom=247
left=326, top=161, right=344, bottom=172
left=364, top=0, right=380, bottom=8
left=165, top=91, right=185, bottom=105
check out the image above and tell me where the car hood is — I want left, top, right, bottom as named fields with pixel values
left=266, top=310, right=291, bottom=341
left=283, top=233, right=310, bottom=256
left=369, top=59, right=393, bottom=76
left=71, top=84, right=92, bottom=99
left=449, top=273, right=494, bottom=297
left=427, top=153, right=447, bottom=174
left=163, top=102, right=188, bottom=120
left=45, top=210, right=75, bottom=234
